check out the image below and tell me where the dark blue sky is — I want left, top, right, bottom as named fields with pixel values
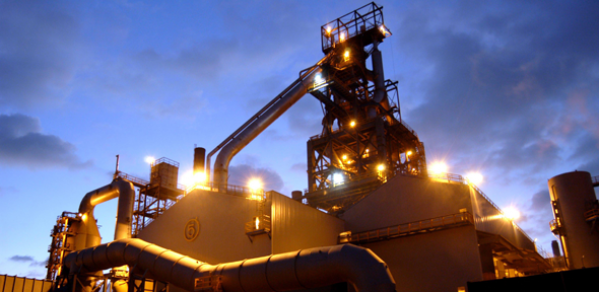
left=1, top=0, right=598, bottom=277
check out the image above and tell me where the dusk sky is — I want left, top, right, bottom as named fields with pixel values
left=1, top=1, right=598, bottom=278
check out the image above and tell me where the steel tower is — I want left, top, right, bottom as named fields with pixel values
left=302, top=3, right=427, bottom=214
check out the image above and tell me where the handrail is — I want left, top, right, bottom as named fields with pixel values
left=321, top=2, right=385, bottom=51
left=151, top=157, right=180, bottom=168
left=188, top=181, right=266, bottom=199
left=584, top=208, right=599, bottom=220
left=117, top=172, right=149, bottom=186
left=117, top=171, right=186, bottom=191
left=339, top=212, right=473, bottom=244
left=428, top=172, right=535, bottom=243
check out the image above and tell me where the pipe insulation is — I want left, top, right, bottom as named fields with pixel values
left=64, top=238, right=396, bottom=292
left=75, top=179, right=135, bottom=250
left=209, top=53, right=333, bottom=187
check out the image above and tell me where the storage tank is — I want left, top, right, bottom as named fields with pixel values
left=548, top=171, right=599, bottom=269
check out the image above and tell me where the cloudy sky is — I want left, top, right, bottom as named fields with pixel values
left=1, top=0, right=598, bottom=278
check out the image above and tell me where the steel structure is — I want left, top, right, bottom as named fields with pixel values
left=46, top=212, right=80, bottom=281
left=120, top=157, right=185, bottom=237
left=38, top=4, right=557, bottom=292
left=303, top=2, right=426, bottom=213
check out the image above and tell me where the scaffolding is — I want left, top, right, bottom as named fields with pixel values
left=46, top=212, right=80, bottom=281
left=118, top=157, right=186, bottom=237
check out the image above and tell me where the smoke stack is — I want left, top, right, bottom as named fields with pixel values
left=552, top=240, right=562, bottom=257
left=292, top=190, right=303, bottom=201
left=194, top=147, right=206, bottom=174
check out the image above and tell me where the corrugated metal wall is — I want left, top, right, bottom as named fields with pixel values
left=271, top=192, right=345, bottom=254
left=0, top=275, right=52, bottom=292
left=138, top=190, right=271, bottom=265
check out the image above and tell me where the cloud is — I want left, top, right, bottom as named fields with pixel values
left=0, top=1, right=80, bottom=109
left=0, top=114, right=91, bottom=169
left=530, top=189, right=551, bottom=211
left=392, top=1, right=599, bottom=183
left=9, top=255, right=34, bottom=262
left=228, top=163, right=284, bottom=192
left=291, top=163, right=306, bottom=173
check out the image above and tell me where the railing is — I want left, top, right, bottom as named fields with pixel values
left=584, top=208, right=599, bottom=221
left=117, top=171, right=186, bottom=191
left=245, top=214, right=271, bottom=234
left=189, top=181, right=265, bottom=198
left=117, top=172, right=150, bottom=186
left=549, top=219, right=561, bottom=234
left=429, top=172, right=535, bottom=243
left=592, top=175, right=599, bottom=186
left=59, top=211, right=80, bottom=220
left=321, top=2, right=385, bottom=52
left=151, top=157, right=180, bottom=167
left=339, top=212, right=474, bottom=244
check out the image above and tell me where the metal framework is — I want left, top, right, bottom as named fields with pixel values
left=304, top=2, right=427, bottom=214
left=46, top=212, right=80, bottom=281
left=117, top=157, right=185, bottom=237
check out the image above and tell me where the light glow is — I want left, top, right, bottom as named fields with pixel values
left=342, top=155, right=347, bottom=160
left=326, top=27, right=332, bottom=35
left=350, top=121, right=356, bottom=127
left=248, top=178, right=263, bottom=192
left=429, top=162, right=448, bottom=175
left=407, top=151, right=412, bottom=156
left=377, top=164, right=385, bottom=171
left=503, top=207, right=520, bottom=220
left=333, top=173, right=344, bottom=186
left=255, top=217, right=260, bottom=230
left=314, top=73, right=325, bottom=85
left=344, top=50, right=350, bottom=61
left=145, top=156, right=156, bottom=164
left=181, top=170, right=208, bottom=190
left=340, top=32, right=346, bottom=42
left=466, top=172, right=483, bottom=185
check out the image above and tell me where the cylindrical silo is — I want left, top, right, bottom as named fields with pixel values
left=548, top=171, right=599, bottom=269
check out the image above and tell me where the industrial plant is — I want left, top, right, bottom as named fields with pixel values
left=1, top=3, right=598, bottom=292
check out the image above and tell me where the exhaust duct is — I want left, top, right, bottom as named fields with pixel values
left=75, top=178, right=135, bottom=250
left=64, top=238, right=396, bottom=292
left=207, top=53, right=333, bottom=189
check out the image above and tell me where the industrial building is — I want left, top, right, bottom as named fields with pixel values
left=2, top=3, right=598, bottom=292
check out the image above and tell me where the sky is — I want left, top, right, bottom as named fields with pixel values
left=1, top=0, right=598, bottom=278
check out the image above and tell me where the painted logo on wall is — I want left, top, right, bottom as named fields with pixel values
left=184, top=217, right=201, bottom=241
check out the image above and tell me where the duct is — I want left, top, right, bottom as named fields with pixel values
left=64, top=238, right=396, bottom=292
left=368, top=39, right=391, bottom=120
left=75, top=178, right=135, bottom=250
left=211, top=53, right=332, bottom=188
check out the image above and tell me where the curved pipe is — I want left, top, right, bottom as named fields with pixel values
left=65, top=238, right=396, bottom=292
left=75, top=178, right=135, bottom=249
left=212, top=55, right=331, bottom=188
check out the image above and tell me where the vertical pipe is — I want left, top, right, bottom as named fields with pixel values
left=194, top=147, right=206, bottom=174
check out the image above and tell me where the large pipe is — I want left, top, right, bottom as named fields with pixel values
left=65, top=238, right=396, bottom=292
left=75, top=178, right=135, bottom=250
left=368, top=39, right=391, bottom=120
left=211, top=54, right=332, bottom=188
